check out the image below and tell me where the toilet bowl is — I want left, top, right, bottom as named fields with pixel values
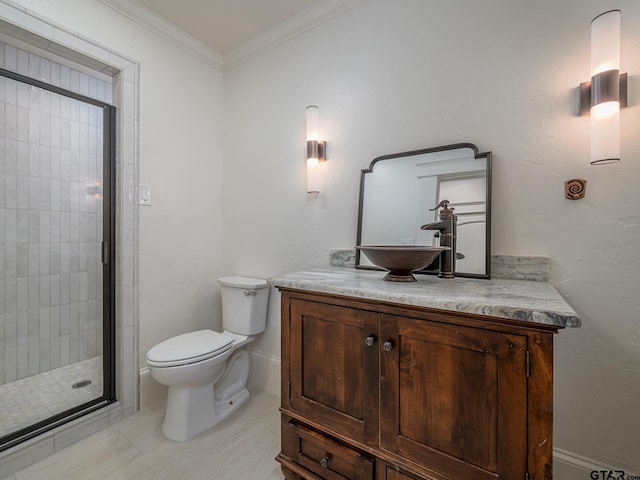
left=146, top=276, right=269, bottom=441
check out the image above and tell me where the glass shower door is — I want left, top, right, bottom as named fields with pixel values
left=0, top=66, right=115, bottom=450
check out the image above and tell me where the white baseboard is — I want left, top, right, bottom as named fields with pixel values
left=553, top=447, right=638, bottom=479
left=247, top=350, right=281, bottom=397
left=138, top=366, right=167, bottom=410
left=138, top=351, right=281, bottom=408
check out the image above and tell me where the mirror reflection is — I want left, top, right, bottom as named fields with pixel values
left=356, top=143, right=492, bottom=279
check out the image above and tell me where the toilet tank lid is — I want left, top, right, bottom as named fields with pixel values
left=218, top=276, right=268, bottom=289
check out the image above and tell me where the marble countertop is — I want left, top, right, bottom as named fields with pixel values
left=269, top=268, right=581, bottom=328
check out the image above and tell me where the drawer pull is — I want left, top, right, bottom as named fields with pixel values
left=364, top=335, right=376, bottom=347
left=383, top=340, right=394, bottom=352
left=320, top=456, right=330, bottom=468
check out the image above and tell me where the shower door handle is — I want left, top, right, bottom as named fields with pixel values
left=102, top=241, right=109, bottom=265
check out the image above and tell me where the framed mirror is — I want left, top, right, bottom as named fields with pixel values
left=356, top=143, right=492, bottom=279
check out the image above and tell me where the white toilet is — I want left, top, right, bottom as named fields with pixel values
left=146, top=276, right=269, bottom=441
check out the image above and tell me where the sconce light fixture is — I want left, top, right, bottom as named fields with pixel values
left=579, top=9, right=627, bottom=165
left=306, top=105, right=326, bottom=194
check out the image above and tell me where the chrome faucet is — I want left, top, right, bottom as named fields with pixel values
left=421, top=200, right=457, bottom=278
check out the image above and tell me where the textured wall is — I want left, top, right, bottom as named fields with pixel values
left=223, top=0, right=640, bottom=472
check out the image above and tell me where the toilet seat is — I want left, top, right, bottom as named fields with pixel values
left=146, top=330, right=233, bottom=368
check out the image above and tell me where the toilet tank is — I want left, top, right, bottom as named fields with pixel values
left=218, top=276, right=269, bottom=335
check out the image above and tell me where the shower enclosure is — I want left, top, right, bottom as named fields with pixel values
left=0, top=46, right=116, bottom=451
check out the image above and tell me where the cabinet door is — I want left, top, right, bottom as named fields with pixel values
left=288, top=298, right=379, bottom=444
left=380, top=314, right=528, bottom=480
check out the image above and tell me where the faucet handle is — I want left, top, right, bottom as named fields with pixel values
left=430, top=199, right=454, bottom=214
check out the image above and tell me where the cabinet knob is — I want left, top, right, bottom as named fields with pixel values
left=364, top=335, right=376, bottom=347
left=320, top=456, right=330, bottom=468
left=383, top=341, right=394, bottom=352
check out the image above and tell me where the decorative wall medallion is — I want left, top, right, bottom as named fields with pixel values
left=565, top=178, right=587, bottom=200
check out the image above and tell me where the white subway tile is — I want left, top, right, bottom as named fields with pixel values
left=39, top=307, right=50, bottom=340
left=4, top=173, right=16, bottom=208
left=50, top=275, right=60, bottom=306
left=5, top=312, right=17, bottom=348
left=38, top=275, right=50, bottom=307
left=28, top=244, right=39, bottom=276
left=28, top=52, right=39, bottom=79
left=4, top=278, right=16, bottom=314
left=5, top=103, right=17, bottom=138
left=60, top=66, right=70, bottom=90
left=5, top=244, right=17, bottom=278
left=17, top=105, right=28, bottom=142
left=16, top=141, right=28, bottom=175
left=28, top=109, right=40, bottom=144
left=17, top=310, right=28, bottom=345
left=50, top=242, right=60, bottom=274
left=49, top=336, right=60, bottom=369
left=39, top=339, right=50, bottom=372
left=4, top=44, right=17, bottom=71
left=16, top=49, right=28, bottom=75
left=39, top=243, right=50, bottom=276
left=17, top=174, right=28, bottom=209
left=17, top=82, right=29, bottom=108
left=28, top=210, right=39, bottom=243
left=28, top=340, right=39, bottom=376
left=50, top=62, right=61, bottom=87
left=4, top=209, right=16, bottom=243
left=39, top=112, right=51, bottom=146
left=59, top=303, right=69, bottom=335
left=4, top=345, right=17, bottom=382
left=17, top=343, right=28, bottom=378
left=16, top=279, right=28, bottom=311
left=39, top=57, right=51, bottom=84
left=17, top=244, right=29, bottom=277
left=59, top=333, right=69, bottom=366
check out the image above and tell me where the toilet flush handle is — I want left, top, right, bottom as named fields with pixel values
left=244, top=290, right=257, bottom=296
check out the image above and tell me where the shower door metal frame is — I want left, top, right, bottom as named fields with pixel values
left=0, top=67, right=117, bottom=452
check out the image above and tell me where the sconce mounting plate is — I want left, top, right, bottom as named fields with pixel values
left=579, top=72, right=627, bottom=116
left=307, top=140, right=327, bottom=161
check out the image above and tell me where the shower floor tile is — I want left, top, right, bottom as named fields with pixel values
left=0, top=357, right=103, bottom=438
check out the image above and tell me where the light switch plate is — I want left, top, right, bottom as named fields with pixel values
left=139, top=184, right=152, bottom=206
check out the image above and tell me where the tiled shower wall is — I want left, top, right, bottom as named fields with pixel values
left=0, top=40, right=112, bottom=385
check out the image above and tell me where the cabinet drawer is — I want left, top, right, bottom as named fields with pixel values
left=286, top=422, right=374, bottom=480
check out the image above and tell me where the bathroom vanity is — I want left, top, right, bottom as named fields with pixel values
left=271, top=268, right=580, bottom=480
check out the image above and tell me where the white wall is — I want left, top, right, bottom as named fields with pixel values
left=8, top=0, right=226, bottom=365
left=224, top=0, right=640, bottom=474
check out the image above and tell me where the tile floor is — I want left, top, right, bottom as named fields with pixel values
left=0, top=357, right=103, bottom=438
left=2, top=389, right=284, bottom=480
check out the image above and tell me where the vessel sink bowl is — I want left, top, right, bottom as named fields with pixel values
left=356, top=245, right=450, bottom=282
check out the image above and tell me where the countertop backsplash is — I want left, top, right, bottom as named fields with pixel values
left=330, top=249, right=548, bottom=282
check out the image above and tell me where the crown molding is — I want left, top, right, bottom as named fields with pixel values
left=223, top=0, right=368, bottom=71
left=98, top=0, right=224, bottom=72
left=100, top=0, right=368, bottom=72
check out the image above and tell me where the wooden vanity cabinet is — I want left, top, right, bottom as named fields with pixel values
left=277, top=289, right=557, bottom=480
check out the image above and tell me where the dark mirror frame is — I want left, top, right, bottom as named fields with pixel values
left=356, top=142, right=492, bottom=279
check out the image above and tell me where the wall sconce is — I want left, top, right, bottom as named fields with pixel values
left=306, top=105, right=326, bottom=194
left=579, top=9, right=627, bottom=165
